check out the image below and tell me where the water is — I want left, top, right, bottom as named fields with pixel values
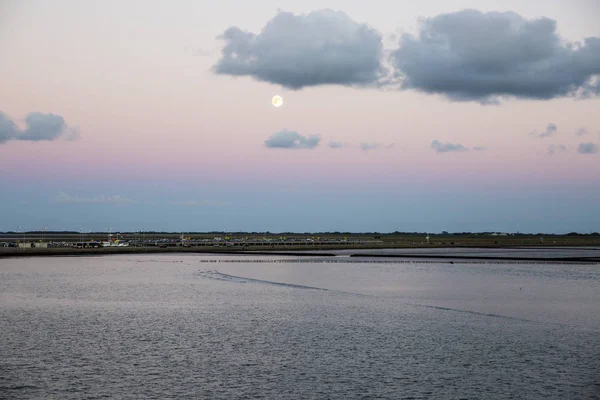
left=1, top=254, right=599, bottom=399
left=303, top=247, right=600, bottom=259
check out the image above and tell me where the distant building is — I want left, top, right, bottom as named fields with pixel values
left=17, top=242, right=47, bottom=248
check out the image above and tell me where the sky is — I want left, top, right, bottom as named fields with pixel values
left=1, top=0, right=599, bottom=233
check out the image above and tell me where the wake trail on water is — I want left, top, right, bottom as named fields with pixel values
left=404, top=303, right=537, bottom=323
left=194, top=268, right=540, bottom=323
left=194, top=268, right=367, bottom=296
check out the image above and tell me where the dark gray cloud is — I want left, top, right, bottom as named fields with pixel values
left=213, top=9, right=385, bottom=89
left=578, top=142, right=598, bottom=154
left=431, top=140, right=468, bottom=153
left=547, top=144, right=567, bottom=154
left=389, top=9, right=600, bottom=103
left=530, top=123, right=558, bottom=138
left=264, top=129, right=320, bottom=149
left=328, top=141, right=345, bottom=149
left=575, top=127, right=588, bottom=136
left=0, top=111, right=77, bottom=144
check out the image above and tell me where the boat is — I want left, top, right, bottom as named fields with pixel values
left=101, top=233, right=129, bottom=247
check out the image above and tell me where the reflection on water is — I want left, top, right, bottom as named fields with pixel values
left=1, top=254, right=599, bottom=399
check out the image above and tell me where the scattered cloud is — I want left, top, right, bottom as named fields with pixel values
left=54, top=192, right=134, bottom=204
left=0, top=113, right=19, bottom=143
left=172, top=200, right=232, bottom=206
left=328, top=141, right=346, bottom=149
left=264, top=129, right=320, bottom=149
left=213, top=9, right=385, bottom=89
left=472, top=146, right=487, bottom=151
left=547, top=144, right=567, bottom=154
left=578, top=142, right=598, bottom=154
left=359, top=142, right=394, bottom=151
left=0, top=111, right=79, bottom=144
left=540, top=123, right=558, bottom=138
left=20, top=113, right=69, bottom=141
left=388, top=9, right=600, bottom=103
left=360, top=143, right=379, bottom=151
left=575, top=127, right=588, bottom=136
left=431, top=140, right=469, bottom=153
left=530, top=123, right=558, bottom=138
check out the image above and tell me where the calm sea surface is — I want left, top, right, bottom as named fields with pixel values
left=1, top=254, right=599, bottom=399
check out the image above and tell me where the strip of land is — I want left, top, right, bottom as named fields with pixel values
left=1, top=245, right=599, bottom=263
left=1, top=232, right=600, bottom=261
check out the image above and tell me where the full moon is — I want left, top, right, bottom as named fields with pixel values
left=272, top=95, right=283, bottom=108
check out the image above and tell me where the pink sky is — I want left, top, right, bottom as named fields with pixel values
left=1, top=0, right=599, bottom=232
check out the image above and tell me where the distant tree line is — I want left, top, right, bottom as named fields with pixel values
left=2, top=230, right=598, bottom=236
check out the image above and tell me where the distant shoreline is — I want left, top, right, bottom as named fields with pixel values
left=1, top=245, right=599, bottom=263
left=0, top=247, right=334, bottom=259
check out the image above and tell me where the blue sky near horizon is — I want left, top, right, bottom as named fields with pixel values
left=1, top=0, right=599, bottom=233
left=2, top=182, right=599, bottom=233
